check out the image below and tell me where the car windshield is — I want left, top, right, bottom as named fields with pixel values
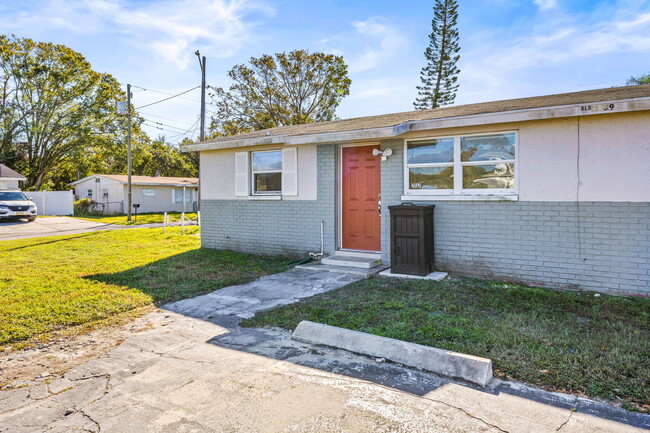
left=0, top=191, right=28, bottom=201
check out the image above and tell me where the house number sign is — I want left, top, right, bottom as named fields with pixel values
left=581, top=103, right=615, bottom=112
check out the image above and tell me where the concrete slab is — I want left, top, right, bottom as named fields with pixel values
left=0, top=216, right=167, bottom=241
left=166, top=267, right=364, bottom=319
left=379, top=269, right=449, bottom=281
left=296, top=262, right=389, bottom=276
left=292, top=320, right=493, bottom=387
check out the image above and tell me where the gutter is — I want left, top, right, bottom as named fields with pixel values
left=181, top=96, right=650, bottom=152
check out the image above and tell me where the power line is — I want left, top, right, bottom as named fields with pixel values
left=139, top=111, right=196, bottom=126
left=130, top=84, right=203, bottom=104
left=135, top=86, right=200, bottom=110
left=141, top=118, right=191, bottom=133
left=166, top=116, right=201, bottom=141
left=142, top=121, right=190, bottom=135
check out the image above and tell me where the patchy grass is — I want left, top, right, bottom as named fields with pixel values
left=242, top=276, right=650, bottom=411
left=0, top=227, right=290, bottom=347
left=73, top=212, right=197, bottom=225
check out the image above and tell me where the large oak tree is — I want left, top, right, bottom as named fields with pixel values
left=0, top=35, right=130, bottom=190
left=209, top=50, right=351, bottom=137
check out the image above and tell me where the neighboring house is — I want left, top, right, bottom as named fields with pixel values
left=70, top=175, right=198, bottom=214
left=183, top=85, right=650, bottom=297
left=0, top=164, right=26, bottom=189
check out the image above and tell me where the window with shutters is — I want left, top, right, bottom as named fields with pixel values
left=235, top=148, right=298, bottom=197
left=251, top=150, right=282, bottom=194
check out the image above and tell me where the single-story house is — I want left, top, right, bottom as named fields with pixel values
left=183, top=85, right=650, bottom=297
left=0, top=164, right=26, bottom=189
left=70, top=174, right=198, bottom=214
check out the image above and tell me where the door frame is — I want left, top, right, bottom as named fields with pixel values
left=337, top=142, right=382, bottom=253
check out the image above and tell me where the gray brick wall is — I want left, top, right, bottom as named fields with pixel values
left=380, top=139, right=650, bottom=296
left=201, top=139, right=649, bottom=296
left=200, top=144, right=336, bottom=257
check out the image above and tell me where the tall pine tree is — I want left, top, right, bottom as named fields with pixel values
left=414, top=0, right=461, bottom=110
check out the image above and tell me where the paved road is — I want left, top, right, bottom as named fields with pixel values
left=0, top=216, right=168, bottom=241
left=1, top=268, right=647, bottom=432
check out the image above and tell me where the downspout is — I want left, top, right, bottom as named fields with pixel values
left=309, top=220, right=325, bottom=259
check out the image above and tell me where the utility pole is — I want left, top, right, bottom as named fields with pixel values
left=195, top=51, right=206, bottom=211
left=127, top=84, right=133, bottom=222
left=196, top=51, right=206, bottom=141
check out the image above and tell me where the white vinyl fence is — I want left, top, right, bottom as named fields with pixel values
left=28, top=190, right=74, bottom=216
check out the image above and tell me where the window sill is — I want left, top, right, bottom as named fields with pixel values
left=248, top=195, right=282, bottom=201
left=400, top=194, right=518, bottom=202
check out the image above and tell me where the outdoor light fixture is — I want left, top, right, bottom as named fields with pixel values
left=372, top=148, right=393, bottom=161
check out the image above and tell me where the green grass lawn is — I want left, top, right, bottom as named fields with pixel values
left=0, top=227, right=290, bottom=347
left=242, top=276, right=650, bottom=411
left=73, top=212, right=197, bottom=225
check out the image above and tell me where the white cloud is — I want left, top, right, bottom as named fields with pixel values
left=534, top=0, right=558, bottom=11
left=455, top=2, right=650, bottom=104
left=348, top=17, right=409, bottom=73
left=0, top=0, right=274, bottom=68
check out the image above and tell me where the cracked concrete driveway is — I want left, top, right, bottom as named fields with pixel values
left=0, top=216, right=123, bottom=241
left=1, top=268, right=648, bottom=432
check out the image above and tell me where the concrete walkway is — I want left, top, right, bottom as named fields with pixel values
left=1, top=268, right=648, bottom=432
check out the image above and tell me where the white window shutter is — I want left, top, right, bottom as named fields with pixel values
left=235, top=152, right=249, bottom=196
left=282, top=147, right=298, bottom=196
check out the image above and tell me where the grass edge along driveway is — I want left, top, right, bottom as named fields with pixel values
left=0, top=227, right=290, bottom=349
left=242, top=275, right=650, bottom=412
left=73, top=212, right=197, bottom=226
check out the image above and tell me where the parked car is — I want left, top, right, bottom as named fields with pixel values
left=0, top=189, right=38, bottom=221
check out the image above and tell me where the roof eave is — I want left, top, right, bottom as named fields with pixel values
left=182, top=96, right=650, bottom=152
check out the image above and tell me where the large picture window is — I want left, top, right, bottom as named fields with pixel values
left=251, top=150, right=282, bottom=194
left=405, top=132, right=517, bottom=196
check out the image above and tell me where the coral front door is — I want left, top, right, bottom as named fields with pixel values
left=341, top=145, right=381, bottom=251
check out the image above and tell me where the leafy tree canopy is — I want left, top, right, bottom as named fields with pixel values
left=0, top=35, right=137, bottom=190
left=627, top=73, right=650, bottom=85
left=0, top=35, right=197, bottom=190
left=209, top=49, right=351, bottom=137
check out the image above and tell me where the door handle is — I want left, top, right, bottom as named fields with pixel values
left=378, top=200, right=381, bottom=216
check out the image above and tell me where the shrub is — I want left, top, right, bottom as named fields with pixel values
left=74, top=198, right=101, bottom=215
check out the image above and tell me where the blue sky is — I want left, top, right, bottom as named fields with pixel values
left=1, top=0, right=649, bottom=141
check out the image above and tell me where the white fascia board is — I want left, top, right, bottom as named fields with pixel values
left=182, top=97, right=650, bottom=152
left=132, top=183, right=198, bottom=187
left=0, top=177, right=26, bottom=181
left=403, top=98, right=650, bottom=134
left=69, top=175, right=98, bottom=186
left=182, top=135, right=285, bottom=152
left=69, top=174, right=121, bottom=186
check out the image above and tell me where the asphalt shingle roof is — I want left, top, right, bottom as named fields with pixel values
left=0, top=164, right=25, bottom=179
left=194, top=84, right=650, bottom=146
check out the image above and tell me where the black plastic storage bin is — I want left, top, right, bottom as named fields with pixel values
left=388, top=204, right=434, bottom=276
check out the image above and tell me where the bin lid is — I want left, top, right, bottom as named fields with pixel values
left=388, top=203, right=435, bottom=210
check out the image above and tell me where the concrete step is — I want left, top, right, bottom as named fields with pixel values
left=320, top=254, right=382, bottom=269
left=297, top=263, right=388, bottom=276
left=334, top=250, right=382, bottom=260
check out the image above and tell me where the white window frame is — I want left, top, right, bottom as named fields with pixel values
left=87, top=189, right=93, bottom=199
left=251, top=150, right=283, bottom=196
left=403, top=130, right=518, bottom=200
left=173, top=188, right=192, bottom=203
